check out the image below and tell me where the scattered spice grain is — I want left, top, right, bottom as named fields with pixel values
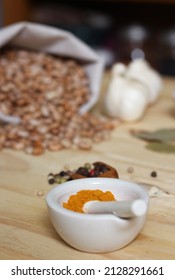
left=37, top=190, right=44, bottom=197
left=127, top=167, right=134, bottom=173
left=150, top=171, right=157, bottom=178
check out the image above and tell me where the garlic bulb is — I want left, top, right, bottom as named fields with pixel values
left=112, top=63, right=127, bottom=76
left=104, top=59, right=162, bottom=122
left=115, top=79, right=149, bottom=121
left=105, top=75, right=125, bottom=118
left=104, top=75, right=149, bottom=121
left=126, top=59, right=162, bottom=104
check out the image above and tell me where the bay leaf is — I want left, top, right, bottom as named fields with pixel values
left=131, top=128, right=175, bottom=142
left=146, top=142, right=175, bottom=153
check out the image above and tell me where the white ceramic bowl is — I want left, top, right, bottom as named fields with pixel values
left=45, top=178, right=149, bottom=253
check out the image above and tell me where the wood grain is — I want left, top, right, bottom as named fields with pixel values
left=0, top=76, right=175, bottom=260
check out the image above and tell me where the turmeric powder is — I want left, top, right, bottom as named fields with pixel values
left=63, top=189, right=115, bottom=213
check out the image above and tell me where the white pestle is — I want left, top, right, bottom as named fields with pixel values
left=83, top=199, right=147, bottom=218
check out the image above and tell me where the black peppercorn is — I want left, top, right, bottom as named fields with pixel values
left=48, top=178, right=55, bottom=184
left=76, top=167, right=89, bottom=177
left=59, top=171, right=67, bottom=177
left=150, top=171, right=157, bottom=178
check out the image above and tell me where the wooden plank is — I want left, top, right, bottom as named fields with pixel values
left=0, top=77, right=175, bottom=259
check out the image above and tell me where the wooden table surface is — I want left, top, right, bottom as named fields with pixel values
left=0, top=76, right=175, bottom=260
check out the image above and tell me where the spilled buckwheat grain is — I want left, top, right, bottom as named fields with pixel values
left=0, top=47, right=118, bottom=155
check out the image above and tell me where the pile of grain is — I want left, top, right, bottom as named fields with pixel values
left=0, top=48, right=116, bottom=155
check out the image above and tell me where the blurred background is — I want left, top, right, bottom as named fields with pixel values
left=1, top=0, right=175, bottom=75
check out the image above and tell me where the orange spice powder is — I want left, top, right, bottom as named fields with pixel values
left=63, top=189, right=115, bottom=213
